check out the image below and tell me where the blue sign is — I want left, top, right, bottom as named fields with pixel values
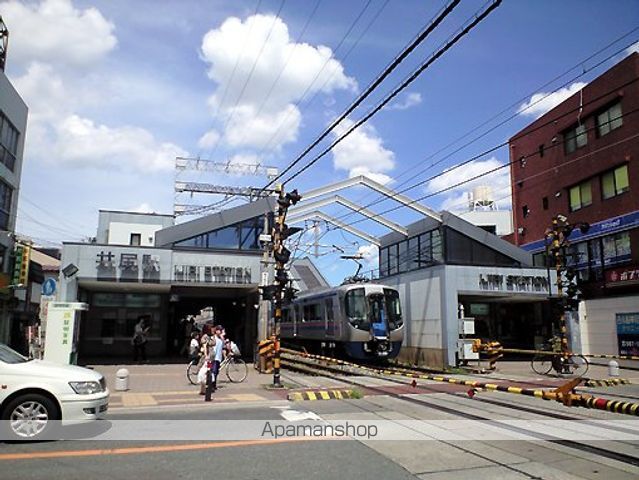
left=42, top=278, right=57, bottom=296
left=521, top=209, right=639, bottom=253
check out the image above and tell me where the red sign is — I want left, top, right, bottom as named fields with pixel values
left=606, top=265, right=639, bottom=286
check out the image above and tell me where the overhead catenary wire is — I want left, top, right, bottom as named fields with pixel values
left=325, top=75, right=639, bottom=229
left=263, top=0, right=465, bottom=190
left=280, top=0, right=504, bottom=186
left=337, top=30, right=639, bottom=218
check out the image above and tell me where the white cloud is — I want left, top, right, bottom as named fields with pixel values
left=1, top=0, right=116, bottom=68
left=51, top=115, right=187, bottom=172
left=198, top=130, right=221, bottom=149
left=357, top=243, right=379, bottom=268
left=200, top=13, right=356, bottom=149
left=131, top=203, right=153, bottom=213
left=332, top=119, right=395, bottom=184
left=386, top=92, right=422, bottom=111
left=426, top=157, right=511, bottom=211
left=517, top=82, right=587, bottom=118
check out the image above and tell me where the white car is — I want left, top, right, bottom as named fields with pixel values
left=0, top=343, right=109, bottom=440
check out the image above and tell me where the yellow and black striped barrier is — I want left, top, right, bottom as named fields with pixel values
left=288, top=389, right=356, bottom=401
left=258, top=339, right=275, bottom=356
left=583, top=378, right=631, bottom=387
left=282, top=349, right=639, bottom=417
left=583, top=354, right=639, bottom=361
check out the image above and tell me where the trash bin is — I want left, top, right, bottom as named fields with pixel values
left=115, top=368, right=130, bottom=391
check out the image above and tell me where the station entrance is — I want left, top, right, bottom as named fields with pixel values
left=459, top=295, right=554, bottom=350
left=167, top=286, right=259, bottom=360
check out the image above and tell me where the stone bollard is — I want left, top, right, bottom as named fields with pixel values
left=608, top=360, right=620, bottom=377
left=115, top=368, right=130, bottom=391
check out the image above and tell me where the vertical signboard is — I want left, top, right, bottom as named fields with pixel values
left=616, top=312, right=639, bottom=356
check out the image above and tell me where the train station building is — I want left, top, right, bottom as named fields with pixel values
left=57, top=202, right=328, bottom=361
left=378, top=212, right=556, bottom=368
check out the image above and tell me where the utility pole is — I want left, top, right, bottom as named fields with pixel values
left=545, top=215, right=590, bottom=362
left=259, top=186, right=302, bottom=387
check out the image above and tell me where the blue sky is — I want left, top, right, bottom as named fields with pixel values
left=2, top=0, right=638, bottom=284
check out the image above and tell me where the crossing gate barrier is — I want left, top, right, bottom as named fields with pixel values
left=583, top=378, right=631, bottom=387
left=257, top=339, right=275, bottom=373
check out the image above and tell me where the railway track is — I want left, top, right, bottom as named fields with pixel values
left=281, top=350, right=639, bottom=469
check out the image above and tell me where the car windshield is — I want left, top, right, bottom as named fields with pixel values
left=0, top=344, right=29, bottom=364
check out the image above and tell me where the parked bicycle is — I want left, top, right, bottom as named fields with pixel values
left=187, top=353, right=248, bottom=385
left=530, top=337, right=589, bottom=376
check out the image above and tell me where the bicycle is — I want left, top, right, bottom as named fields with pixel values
left=530, top=343, right=589, bottom=377
left=187, top=354, right=248, bottom=385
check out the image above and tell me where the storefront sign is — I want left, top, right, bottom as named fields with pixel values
left=521, top=209, right=639, bottom=253
left=173, top=265, right=252, bottom=284
left=469, top=303, right=489, bottom=315
left=606, top=265, right=639, bottom=286
left=616, top=313, right=639, bottom=356
left=478, top=274, right=549, bottom=293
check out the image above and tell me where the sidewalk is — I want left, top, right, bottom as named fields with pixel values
left=91, top=363, right=290, bottom=410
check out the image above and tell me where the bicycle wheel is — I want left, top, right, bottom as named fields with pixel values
left=187, top=360, right=200, bottom=385
left=531, top=354, right=553, bottom=375
left=564, top=354, right=589, bottom=377
left=226, top=357, right=248, bottom=383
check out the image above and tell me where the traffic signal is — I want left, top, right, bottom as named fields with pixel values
left=12, top=244, right=30, bottom=285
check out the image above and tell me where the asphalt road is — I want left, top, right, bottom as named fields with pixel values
left=3, top=380, right=639, bottom=480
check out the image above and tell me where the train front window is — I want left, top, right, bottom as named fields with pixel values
left=345, top=288, right=368, bottom=329
left=384, top=289, right=402, bottom=329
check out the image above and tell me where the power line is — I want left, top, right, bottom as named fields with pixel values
left=338, top=107, right=639, bottom=234
left=264, top=0, right=464, bottom=190
left=254, top=0, right=377, bottom=157
left=338, top=28, right=639, bottom=216
left=280, top=0, right=504, bottom=185
left=326, top=75, right=639, bottom=227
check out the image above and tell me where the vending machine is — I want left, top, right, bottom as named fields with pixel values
left=43, top=302, right=89, bottom=365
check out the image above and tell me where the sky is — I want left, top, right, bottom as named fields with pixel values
left=1, top=0, right=638, bottom=285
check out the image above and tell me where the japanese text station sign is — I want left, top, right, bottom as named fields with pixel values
left=616, top=313, right=639, bottom=356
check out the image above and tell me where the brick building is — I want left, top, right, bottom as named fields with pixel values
left=508, top=53, right=639, bottom=356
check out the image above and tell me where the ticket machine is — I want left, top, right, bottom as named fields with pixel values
left=43, top=302, right=89, bottom=365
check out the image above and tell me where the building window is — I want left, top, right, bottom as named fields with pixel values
left=602, top=165, right=629, bottom=199
left=564, top=124, right=587, bottom=154
left=174, top=216, right=262, bottom=251
left=603, top=231, right=631, bottom=266
left=542, top=197, right=548, bottom=210
left=0, top=180, right=12, bottom=230
left=379, top=247, right=388, bottom=277
left=522, top=205, right=530, bottom=218
left=596, top=102, right=623, bottom=137
left=130, top=233, right=141, bottom=246
left=0, top=112, right=19, bottom=172
left=388, top=244, right=399, bottom=275
left=569, top=180, right=592, bottom=212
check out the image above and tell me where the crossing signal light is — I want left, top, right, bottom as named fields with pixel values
left=283, top=286, right=298, bottom=302
left=274, top=246, right=291, bottom=265
left=277, top=189, right=302, bottom=209
left=275, top=269, right=288, bottom=285
left=259, top=285, right=278, bottom=301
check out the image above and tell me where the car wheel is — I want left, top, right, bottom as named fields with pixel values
left=1, top=394, right=59, bottom=441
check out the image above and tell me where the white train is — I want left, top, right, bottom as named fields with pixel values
left=280, top=283, right=404, bottom=360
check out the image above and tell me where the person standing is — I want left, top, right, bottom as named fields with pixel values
left=132, top=317, right=150, bottom=362
left=211, top=326, right=225, bottom=392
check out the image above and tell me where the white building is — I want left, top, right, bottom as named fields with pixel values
left=0, top=29, right=28, bottom=345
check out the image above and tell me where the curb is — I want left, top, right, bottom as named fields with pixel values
left=287, top=389, right=356, bottom=401
left=583, top=378, right=631, bottom=387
